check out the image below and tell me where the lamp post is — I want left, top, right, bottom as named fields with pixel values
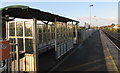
left=89, top=4, right=93, bottom=29
left=94, top=16, right=96, bottom=29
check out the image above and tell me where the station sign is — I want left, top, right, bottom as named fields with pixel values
left=0, top=40, right=10, bottom=61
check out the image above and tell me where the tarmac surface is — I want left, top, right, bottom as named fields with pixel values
left=51, top=30, right=108, bottom=72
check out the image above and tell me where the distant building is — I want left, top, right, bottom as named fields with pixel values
left=118, top=1, right=120, bottom=24
left=113, top=24, right=120, bottom=29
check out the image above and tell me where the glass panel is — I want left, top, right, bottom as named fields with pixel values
left=25, top=22, right=32, bottom=36
left=43, top=25, right=46, bottom=32
left=39, top=33, right=42, bottom=43
left=73, top=25, right=76, bottom=37
left=38, top=25, right=42, bottom=33
left=9, top=38, right=16, bottom=52
left=38, top=25, right=43, bottom=48
left=51, top=25, right=54, bottom=32
left=25, top=39, right=33, bottom=54
left=9, top=38, right=16, bottom=61
left=51, top=25, right=55, bottom=41
left=18, top=38, right=24, bottom=51
left=56, top=23, right=60, bottom=33
left=9, top=22, right=15, bottom=36
left=11, top=45, right=16, bottom=52
left=47, top=33, right=49, bottom=44
left=16, top=22, right=23, bottom=36
left=9, top=38, right=16, bottom=43
left=43, top=33, right=46, bottom=46
left=48, top=25, right=51, bottom=32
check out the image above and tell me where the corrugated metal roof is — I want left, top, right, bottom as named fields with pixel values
left=0, top=5, right=79, bottom=23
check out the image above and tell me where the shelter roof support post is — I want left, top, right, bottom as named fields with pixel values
left=65, top=22, right=67, bottom=51
left=46, top=22, right=49, bottom=50
left=75, top=22, right=78, bottom=44
left=54, top=18, right=58, bottom=59
left=33, top=18, right=38, bottom=72
left=72, top=21, right=74, bottom=45
left=66, top=22, right=68, bottom=50
left=14, top=21, right=20, bottom=72
left=5, top=21, right=10, bottom=72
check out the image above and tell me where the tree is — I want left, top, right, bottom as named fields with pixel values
left=111, top=23, right=115, bottom=26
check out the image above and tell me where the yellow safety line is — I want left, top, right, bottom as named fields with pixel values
left=100, top=30, right=119, bottom=73
left=106, top=47, right=119, bottom=73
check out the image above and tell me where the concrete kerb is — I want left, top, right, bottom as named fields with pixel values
left=99, top=30, right=119, bottom=72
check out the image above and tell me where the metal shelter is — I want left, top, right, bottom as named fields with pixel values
left=0, top=5, right=79, bottom=72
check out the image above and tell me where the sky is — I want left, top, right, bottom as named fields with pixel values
left=0, top=2, right=119, bottom=26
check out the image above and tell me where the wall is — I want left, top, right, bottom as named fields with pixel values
left=76, top=29, right=95, bottom=44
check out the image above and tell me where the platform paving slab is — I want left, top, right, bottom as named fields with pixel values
left=50, top=30, right=109, bottom=72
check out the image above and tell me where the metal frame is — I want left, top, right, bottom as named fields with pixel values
left=1, top=5, right=80, bottom=72
left=7, top=19, right=37, bottom=72
left=5, top=18, right=79, bottom=72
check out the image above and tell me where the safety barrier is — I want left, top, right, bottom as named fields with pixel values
left=75, top=29, right=95, bottom=44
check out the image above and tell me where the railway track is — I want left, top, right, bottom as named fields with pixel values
left=103, top=30, right=120, bottom=50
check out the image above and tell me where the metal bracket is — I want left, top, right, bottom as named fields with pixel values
left=41, top=20, right=49, bottom=24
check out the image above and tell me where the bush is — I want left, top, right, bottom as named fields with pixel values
left=117, top=29, right=120, bottom=33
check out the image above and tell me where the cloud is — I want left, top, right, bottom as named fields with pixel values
left=76, top=16, right=118, bottom=26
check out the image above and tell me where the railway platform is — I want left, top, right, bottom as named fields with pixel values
left=48, top=30, right=119, bottom=73
left=100, top=30, right=120, bottom=71
left=38, top=44, right=78, bottom=72
left=0, top=5, right=120, bottom=73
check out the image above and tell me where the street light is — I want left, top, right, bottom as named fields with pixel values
left=89, top=4, right=93, bottom=29
left=94, top=16, right=97, bottom=29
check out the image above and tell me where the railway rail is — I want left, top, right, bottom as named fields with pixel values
left=103, top=30, right=120, bottom=50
